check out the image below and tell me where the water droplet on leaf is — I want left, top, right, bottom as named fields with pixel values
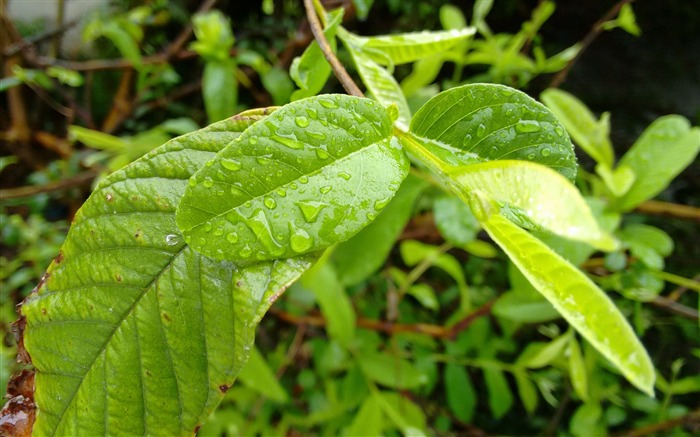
left=541, top=148, right=551, bottom=157
left=295, top=200, right=326, bottom=223
left=264, top=198, right=277, bottom=209
left=221, top=158, right=242, bottom=171
left=295, top=116, right=309, bottom=128
left=226, top=232, right=239, bottom=243
left=515, top=120, right=542, bottom=133
left=290, top=227, right=313, bottom=253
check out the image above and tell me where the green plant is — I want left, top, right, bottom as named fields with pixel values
left=4, top=1, right=699, bottom=436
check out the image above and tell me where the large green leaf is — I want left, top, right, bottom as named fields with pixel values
left=21, top=113, right=316, bottom=435
left=176, top=95, right=409, bottom=262
left=540, top=88, right=614, bottom=168
left=409, top=83, right=577, bottom=180
left=447, top=160, right=617, bottom=251
left=614, top=116, right=700, bottom=211
left=332, top=174, right=426, bottom=286
left=343, top=28, right=475, bottom=65
left=476, top=209, right=655, bottom=396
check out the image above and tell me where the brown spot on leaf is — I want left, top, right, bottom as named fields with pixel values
left=219, top=384, right=230, bottom=393
left=0, top=370, right=36, bottom=437
left=194, top=425, right=201, bottom=434
left=54, top=251, right=64, bottom=264
left=116, top=274, right=122, bottom=282
left=11, top=318, right=30, bottom=366
left=161, top=312, right=171, bottom=323
left=134, top=229, right=141, bottom=238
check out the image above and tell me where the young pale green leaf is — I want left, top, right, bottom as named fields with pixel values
left=614, top=116, right=700, bottom=211
left=345, top=46, right=412, bottom=129
left=332, top=174, right=426, bottom=286
left=345, top=394, right=383, bottom=436
left=202, top=60, right=238, bottom=122
left=410, top=84, right=577, bottom=179
left=513, top=371, right=539, bottom=414
left=21, top=113, right=317, bottom=436
left=176, top=94, right=409, bottom=262
left=478, top=211, right=655, bottom=396
left=447, top=160, right=617, bottom=251
left=343, top=27, right=475, bottom=65
left=290, top=8, right=344, bottom=100
left=540, top=88, right=614, bottom=168
left=596, top=163, right=635, bottom=197
left=516, top=333, right=571, bottom=369
left=374, top=391, right=427, bottom=436
left=568, top=337, right=589, bottom=401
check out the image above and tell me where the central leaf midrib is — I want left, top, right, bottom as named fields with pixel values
left=186, top=137, right=391, bottom=232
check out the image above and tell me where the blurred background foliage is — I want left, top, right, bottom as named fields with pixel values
left=1, top=0, right=698, bottom=435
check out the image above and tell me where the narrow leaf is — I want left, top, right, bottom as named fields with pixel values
left=484, top=367, right=513, bottom=419
left=237, top=346, right=288, bottom=403
left=478, top=211, right=655, bottom=396
left=345, top=28, right=475, bottom=65
left=177, top=94, right=409, bottom=262
left=448, top=160, right=617, bottom=251
left=345, top=394, right=383, bottom=436
left=410, top=84, right=577, bottom=179
left=514, top=371, right=539, bottom=414
left=568, top=337, right=589, bottom=401
left=614, top=116, right=700, bottom=211
left=22, top=113, right=316, bottom=435
left=345, top=46, right=412, bottom=129
left=202, top=60, right=238, bottom=122
left=358, top=352, right=428, bottom=389
left=444, top=364, right=477, bottom=422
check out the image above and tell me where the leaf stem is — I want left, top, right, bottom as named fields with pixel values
left=652, top=271, right=700, bottom=293
left=303, top=0, right=364, bottom=97
left=634, top=200, right=700, bottom=222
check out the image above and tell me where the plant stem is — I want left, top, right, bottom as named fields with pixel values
left=634, top=200, right=700, bottom=222
left=652, top=271, right=700, bottom=293
left=303, top=0, right=364, bottom=97
left=0, top=171, right=97, bottom=200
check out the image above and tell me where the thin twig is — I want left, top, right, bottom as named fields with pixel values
left=549, top=0, right=636, bottom=88
left=614, top=408, right=700, bottom=437
left=0, top=171, right=97, bottom=200
left=650, top=296, right=699, bottom=321
left=303, top=0, right=364, bottom=97
left=3, top=18, right=80, bottom=57
left=634, top=200, right=700, bottom=222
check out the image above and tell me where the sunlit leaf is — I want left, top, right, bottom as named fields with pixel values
left=177, top=95, right=409, bottom=262
left=22, top=113, right=316, bottom=435
left=448, top=160, right=617, bottom=251
left=477, top=211, right=655, bottom=396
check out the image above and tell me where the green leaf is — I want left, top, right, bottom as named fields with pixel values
left=22, top=113, right=317, bottom=435
left=433, top=193, right=480, bottom=247
left=444, top=364, right=476, bottom=422
left=472, top=0, right=494, bottom=36
left=344, top=28, right=475, bottom=65
left=614, top=116, right=700, bottom=211
left=410, top=84, right=577, bottom=179
left=332, top=174, right=425, bottom=286
left=301, top=262, right=356, bottom=348
left=540, top=88, right=614, bottom=168
left=400, top=54, right=446, bottom=97
left=202, top=60, right=238, bottom=122
left=358, top=352, right=428, bottom=389
left=0, top=156, right=18, bottom=173
left=484, top=367, right=513, bottom=419
left=345, top=394, right=383, bottom=436
left=516, top=333, right=570, bottom=369
left=569, top=337, right=589, bottom=401
left=406, top=284, right=439, bottom=310
left=619, top=224, right=674, bottom=270
left=447, top=160, right=617, bottom=251
left=352, top=0, right=374, bottom=21
left=440, top=4, right=467, bottom=30
left=176, top=94, right=409, bottom=262
left=514, top=370, right=538, bottom=414
left=492, top=289, right=560, bottom=324
left=345, top=45, right=412, bottom=129
left=596, top=163, right=635, bottom=197
left=477, top=211, right=655, bottom=396
left=290, top=8, right=344, bottom=100
left=190, top=11, right=235, bottom=62
left=237, top=345, right=288, bottom=403
left=374, top=391, right=427, bottom=436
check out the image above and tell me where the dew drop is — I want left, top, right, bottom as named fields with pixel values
left=307, top=131, right=326, bottom=140
left=264, top=197, right=277, bottom=209
left=165, top=234, right=179, bottom=246
left=295, top=200, right=326, bottom=223
left=272, top=134, right=304, bottom=150
left=239, top=245, right=253, bottom=259
left=367, top=212, right=376, bottom=220
left=555, top=126, right=565, bottom=137
left=205, top=160, right=215, bottom=167
left=202, top=177, right=214, bottom=188
left=243, top=209, right=284, bottom=256
left=295, top=116, right=310, bottom=128
left=527, top=153, right=536, bottom=160
left=213, top=227, right=224, bottom=236
left=299, top=175, right=309, bottom=184
left=306, top=108, right=318, bottom=119
left=203, top=222, right=212, bottom=232
left=188, top=178, right=197, bottom=187
left=221, top=158, right=242, bottom=171
left=276, top=188, right=287, bottom=197
left=290, top=227, right=313, bottom=253
left=338, top=172, right=351, bottom=181
left=244, top=200, right=253, bottom=208
left=320, top=186, right=332, bottom=194
left=319, top=99, right=338, bottom=109
left=226, top=232, right=239, bottom=243
left=374, top=196, right=391, bottom=211
left=505, top=108, right=513, bottom=116
left=249, top=136, right=258, bottom=145
left=541, top=148, right=551, bottom=157
left=515, top=120, right=542, bottom=133
left=316, top=148, right=330, bottom=160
